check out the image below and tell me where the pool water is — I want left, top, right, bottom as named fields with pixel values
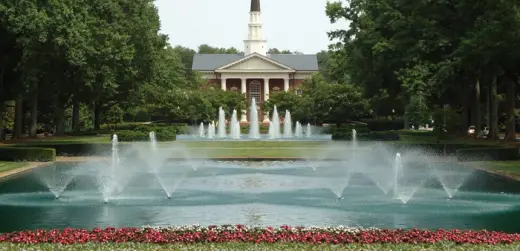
left=0, top=160, right=519, bottom=233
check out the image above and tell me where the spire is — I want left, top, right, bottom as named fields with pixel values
left=245, top=0, right=266, bottom=55
left=251, top=0, right=260, bottom=12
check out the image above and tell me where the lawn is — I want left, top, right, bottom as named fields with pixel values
left=0, top=161, right=27, bottom=173
left=0, top=242, right=518, bottom=251
left=477, top=160, right=520, bottom=180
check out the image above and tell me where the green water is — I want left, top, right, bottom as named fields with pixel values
left=0, top=161, right=519, bottom=233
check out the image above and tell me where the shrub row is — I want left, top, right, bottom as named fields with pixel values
left=362, top=119, right=404, bottom=131
left=114, top=130, right=176, bottom=142
left=327, top=124, right=370, bottom=135
left=65, top=123, right=189, bottom=136
left=456, top=147, right=520, bottom=161
left=13, top=144, right=129, bottom=157
left=0, top=147, right=56, bottom=161
left=332, top=131, right=401, bottom=141
left=330, top=124, right=398, bottom=141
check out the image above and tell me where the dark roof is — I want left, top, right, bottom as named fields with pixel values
left=251, top=0, right=260, bottom=12
left=192, top=54, right=319, bottom=71
left=192, top=54, right=243, bottom=71
left=269, top=54, right=319, bottom=71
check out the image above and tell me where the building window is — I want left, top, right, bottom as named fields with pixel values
left=296, top=89, right=303, bottom=95
left=272, top=87, right=280, bottom=92
left=230, top=87, right=238, bottom=92
left=249, top=80, right=261, bottom=103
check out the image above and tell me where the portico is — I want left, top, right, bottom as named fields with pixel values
left=218, top=73, right=291, bottom=123
left=191, top=0, right=318, bottom=123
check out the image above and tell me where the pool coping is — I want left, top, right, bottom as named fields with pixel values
left=55, top=156, right=328, bottom=162
left=3, top=158, right=519, bottom=184
left=0, top=162, right=52, bottom=181
left=469, top=165, right=520, bottom=182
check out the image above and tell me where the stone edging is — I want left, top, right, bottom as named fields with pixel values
left=0, top=162, right=51, bottom=181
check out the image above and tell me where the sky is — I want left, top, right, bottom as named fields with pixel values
left=154, top=0, right=348, bottom=54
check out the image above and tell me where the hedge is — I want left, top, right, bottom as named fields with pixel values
left=332, top=131, right=401, bottom=141
left=113, top=130, right=176, bottom=142
left=456, top=147, right=520, bottom=161
left=12, top=143, right=135, bottom=156
left=331, top=124, right=394, bottom=141
left=0, top=147, right=56, bottom=161
left=362, top=119, right=404, bottom=131
left=65, top=123, right=189, bottom=136
left=327, top=124, right=370, bottom=135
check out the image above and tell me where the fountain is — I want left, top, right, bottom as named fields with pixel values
left=249, top=98, right=260, bottom=139
left=207, top=122, right=215, bottom=139
left=268, top=122, right=274, bottom=139
left=149, top=132, right=157, bottom=151
left=283, top=110, right=292, bottom=138
left=218, top=107, right=226, bottom=138
left=178, top=103, right=334, bottom=141
left=294, top=121, right=303, bottom=137
left=112, top=134, right=119, bottom=169
left=394, top=153, right=403, bottom=200
left=6, top=138, right=520, bottom=233
left=306, top=123, right=312, bottom=138
left=38, top=166, right=75, bottom=199
left=198, top=122, right=205, bottom=137
left=230, top=109, right=240, bottom=139
left=269, top=106, right=281, bottom=139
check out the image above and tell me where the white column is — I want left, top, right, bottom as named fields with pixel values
left=263, top=78, right=270, bottom=123
left=264, top=78, right=269, bottom=101
left=284, top=78, right=289, bottom=92
left=241, top=78, right=247, bottom=122
left=221, top=78, right=226, bottom=91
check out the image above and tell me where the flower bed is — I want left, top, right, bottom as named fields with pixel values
left=1, top=225, right=519, bottom=245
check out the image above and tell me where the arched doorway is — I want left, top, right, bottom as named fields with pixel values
left=249, top=80, right=261, bottom=104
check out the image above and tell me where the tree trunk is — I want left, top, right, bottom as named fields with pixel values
left=461, top=82, right=469, bottom=132
left=0, top=102, right=5, bottom=141
left=72, top=100, right=80, bottom=132
left=486, top=79, right=491, bottom=129
left=13, top=96, right=23, bottom=139
left=29, top=91, right=38, bottom=137
left=473, top=78, right=481, bottom=136
left=505, top=76, right=516, bottom=141
left=403, top=97, right=409, bottom=129
left=54, top=105, right=65, bottom=136
left=94, top=101, right=101, bottom=130
left=490, top=76, right=498, bottom=140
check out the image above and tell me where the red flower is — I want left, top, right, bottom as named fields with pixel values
left=0, top=226, right=519, bottom=245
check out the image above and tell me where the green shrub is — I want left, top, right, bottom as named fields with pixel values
left=100, top=123, right=188, bottom=133
left=115, top=130, right=176, bottom=142
left=331, top=124, right=371, bottom=140
left=0, top=147, right=56, bottom=161
left=64, top=131, right=101, bottom=136
left=332, top=131, right=400, bottom=141
left=456, top=147, right=520, bottom=161
left=361, top=131, right=401, bottom=141
left=12, top=143, right=133, bottom=156
left=362, top=119, right=404, bottom=131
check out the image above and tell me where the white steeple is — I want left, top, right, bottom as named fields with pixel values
left=244, top=0, right=267, bottom=56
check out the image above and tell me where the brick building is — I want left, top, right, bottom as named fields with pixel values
left=192, top=0, right=319, bottom=123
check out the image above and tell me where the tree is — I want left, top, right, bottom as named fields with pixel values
left=198, top=44, right=241, bottom=54
left=262, top=91, right=305, bottom=121
left=204, top=90, right=247, bottom=120
left=406, top=94, right=430, bottom=128
left=267, top=48, right=292, bottom=54
left=325, top=0, right=520, bottom=141
left=104, top=104, right=124, bottom=130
